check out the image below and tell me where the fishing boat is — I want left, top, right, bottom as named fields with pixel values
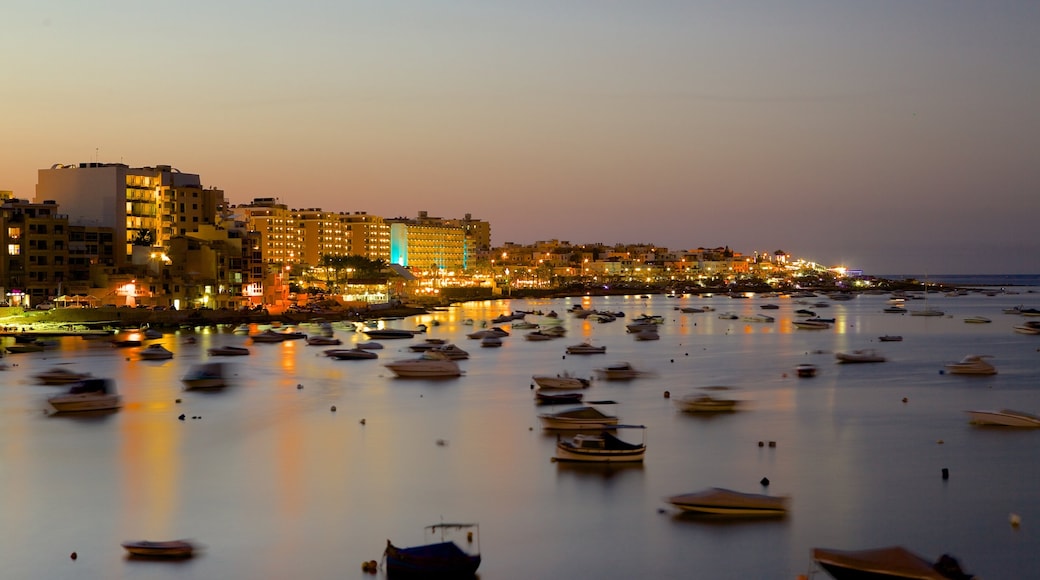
left=384, top=523, right=480, bottom=578
left=667, top=488, right=789, bottom=516
left=966, top=408, right=1040, bottom=427
left=121, top=539, right=195, bottom=559
left=538, top=406, right=618, bottom=430
left=181, top=362, right=229, bottom=390
left=554, top=427, right=646, bottom=463
left=47, top=378, right=122, bottom=413
left=532, top=372, right=590, bottom=390
left=812, top=546, right=976, bottom=580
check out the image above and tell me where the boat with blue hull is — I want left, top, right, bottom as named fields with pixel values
left=384, top=523, right=480, bottom=578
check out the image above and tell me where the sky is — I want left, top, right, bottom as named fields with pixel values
left=2, top=1, right=1038, bottom=275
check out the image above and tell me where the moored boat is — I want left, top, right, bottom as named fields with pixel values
left=793, top=320, right=831, bottom=330
left=565, top=342, right=606, bottom=354
left=878, top=335, right=903, bottom=342
left=532, top=372, right=590, bottom=390
left=305, top=335, right=341, bottom=346
left=538, top=405, right=618, bottom=430
left=966, top=408, right=1040, bottom=427
left=594, top=361, right=646, bottom=380
left=384, top=352, right=462, bottom=378
left=535, top=391, right=584, bottom=405
left=121, top=539, right=195, bottom=559
left=667, top=488, right=789, bottom=516
left=673, top=390, right=741, bottom=413
left=250, top=329, right=287, bottom=343
left=554, top=428, right=646, bottom=463
left=324, top=347, right=379, bottom=360
left=795, top=363, right=818, bottom=378
left=207, top=345, right=251, bottom=356
left=34, top=367, right=92, bottom=385
left=139, top=344, right=174, bottom=360
left=944, top=354, right=996, bottom=375
left=835, top=349, right=886, bottom=363
left=812, top=546, right=976, bottom=580
left=48, top=378, right=122, bottom=413
left=384, top=523, right=480, bottom=578
left=182, top=362, right=229, bottom=390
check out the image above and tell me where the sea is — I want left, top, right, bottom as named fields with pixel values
left=2, top=286, right=1040, bottom=579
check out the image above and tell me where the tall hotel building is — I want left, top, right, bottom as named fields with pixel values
left=387, top=211, right=467, bottom=272
left=229, top=198, right=300, bottom=265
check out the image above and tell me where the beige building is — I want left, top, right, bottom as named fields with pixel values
left=339, top=212, right=391, bottom=262
left=295, top=208, right=348, bottom=266
left=229, top=198, right=301, bottom=266
left=388, top=213, right=467, bottom=273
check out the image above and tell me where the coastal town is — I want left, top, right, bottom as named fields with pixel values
left=2, top=161, right=888, bottom=322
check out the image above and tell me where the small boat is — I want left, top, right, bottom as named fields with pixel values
left=250, top=329, right=287, bottom=343
left=532, top=372, right=590, bottom=390
left=277, top=330, right=308, bottom=340
left=182, top=362, right=229, bottom=390
left=793, top=320, right=831, bottom=330
left=535, top=391, right=584, bottom=405
left=305, top=335, right=341, bottom=346
left=883, top=306, right=908, bottom=314
left=524, top=331, right=556, bottom=341
left=34, top=367, right=92, bottom=385
left=384, top=352, right=462, bottom=378
left=356, top=341, right=384, bottom=350
left=139, top=344, right=174, bottom=360
left=944, top=354, right=996, bottom=375
left=633, top=328, right=660, bottom=341
left=408, top=338, right=448, bottom=352
left=565, top=342, right=606, bottom=354
left=554, top=428, right=646, bottom=463
left=794, top=309, right=817, bottom=317
left=966, top=408, right=1040, bottom=427
left=594, top=361, right=645, bottom=380
left=812, top=546, right=976, bottom=580
left=910, top=307, right=945, bottom=317
left=1013, top=320, right=1040, bottom=335
left=208, top=345, right=251, bottom=356
left=538, top=406, right=618, bottom=430
left=384, top=523, right=480, bottom=578
left=6, top=341, right=46, bottom=354
left=480, top=335, right=503, bottom=348
left=673, top=391, right=741, bottom=413
left=835, top=349, right=887, bottom=364
left=232, top=324, right=251, bottom=334
left=878, top=335, right=903, bottom=342
left=742, top=314, right=774, bottom=323
left=324, top=347, right=379, bottom=360
left=362, top=327, right=425, bottom=339
left=717, top=312, right=739, bottom=320
left=121, top=539, right=195, bottom=559
left=429, top=344, right=469, bottom=360
left=667, top=488, right=789, bottom=516
left=963, top=316, right=991, bottom=324
left=795, top=363, right=818, bottom=378
left=48, top=378, right=122, bottom=413
left=110, top=339, right=143, bottom=348
left=143, top=328, right=163, bottom=340
left=466, top=327, right=509, bottom=339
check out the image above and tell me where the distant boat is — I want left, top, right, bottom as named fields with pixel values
left=667, top=488, right=789, bottom=516
left=384, top=523, right=480, bottom=578
left=944, top=354, right=996, bottom=375
left=48, top=378, right=122, bottom=413
left=878, top=335, right=903, bottom=342
left=835, top=349, right=887, bottom=364
left=182, top=362, right=229, bottom=390
left=795, top=363, right=818, bottom=378
left=966, top=408, right=1040, bottom=427
left=554, top=428, right=646, bottom=463
left=812, top=545, right=976, bottom=580
left=324, top=347, right=378, bottom=360
left=121, top=539, right=195, bottom=559
left=208, top=345, right=251, bottom=357
left=538, top=406, right=618, bottom=430
left=532, top=372, right=590, bottom=390
left=34, top=367, right=91, bottom=385
left=963, top=316, right=991, bottom=324
left=139, top=344, right=174, bottom=360
left=565, top=342, right=606, bottom=355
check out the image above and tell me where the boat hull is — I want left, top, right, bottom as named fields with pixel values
left=384, top=541, right=480, bottom=578
left=121, top=540, right=195, bottom=559
left=667, top=488, right=788, bottom=516
left=966, top=409, right=1040, bottom=427
left=49, top=394, right=122, bottom=413
left=554, top=442, right=645, bottom=463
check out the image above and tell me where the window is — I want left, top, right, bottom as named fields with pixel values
left=8, top=244, right=20, bottom=255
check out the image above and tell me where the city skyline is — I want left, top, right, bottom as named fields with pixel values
left=3, top=2, right=1038, bottom=275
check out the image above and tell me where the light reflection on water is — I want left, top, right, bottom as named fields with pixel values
left=1, top=290, right=1039, bottom=578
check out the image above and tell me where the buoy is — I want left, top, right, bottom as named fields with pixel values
left=760, top=477, right=770, bottom=486
left=939, top=369, right=945, bottom=375
left=937, top=439, right=944, bottom=445
left=176, top=398, right=182, bottom=404
left=663, top=390, right=670, bottom=398
left=670, top=359, right=674, bottom=363
left=178, top=414, right=185, bottom=421
left=467, top=531, right=473, bottom=543
left=360, top=418, right=366, bottom=425
left=70, top=552, right=77, bottom=560
left=758, top=441, right=764, bottom=447
left=942, top=467, right=949, bottom=480
left=1010, top=513, right=1021, bottom=527
left=902, top=397, right=908, bottom=403
left=768, top=441, right=776, bottom=448
left=330, top=405, right=337, bottom=412
left=297, top=383, right=303, bottom=389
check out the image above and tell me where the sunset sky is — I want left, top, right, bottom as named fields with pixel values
left=3, top=1, right=1037, bottom=275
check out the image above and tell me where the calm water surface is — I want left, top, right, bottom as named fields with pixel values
left=2, top=291, right=1040, bottom=579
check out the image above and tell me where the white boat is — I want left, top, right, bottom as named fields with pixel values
left=793, top=320, right=830, bottom=330
left=565, top=342, right=606, bottom=354
left=812, top=546, right=975, bottom=580
left=532, top=372, right=591, bottom=390
left=944, top=354, right=996, bottom=375
left=835, top=349, right=886, bottom=363
left=594, top=361, right=645, bottom=380
left=34, top=367, right=92, bottom=385
left=362, top=327, right=424, bottom=339
left=324, top=347, right=379, bottom=360
left=673, top=390, right=741, bottom=413
left=48, top=378, right=122, bottom=413
left=742, top=314, right=774, bottom=323
left=1013, top=321, right=1040, bottom=335
left=182, top=362, right=229, bottom=389
left=208, top=345, right=251, bottom=356
left=538, top=406, right=618, bottom=430
left=963, top=316, right=991, bottom=324
left=554, top=429, right=646, bottom=463
left=139, top=344, right=174, bottom=360
left=466, top=327, right=509, bottom=339
left=384, top=352, right=462, bottom=378
left=966, top=409, right=1040, bottom=427
left=667, top=488, right=789, bottom=516
left=524, top=331, right=555, bottom=341
left=121, top=539, right=195, bottom=559
left=233, top=324, right=251, bottom=334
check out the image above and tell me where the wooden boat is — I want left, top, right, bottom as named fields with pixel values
left=812, top=546, right=976, bottom=579
left=384, top=523, right=480, bottom=578
left=532, top=372, right=590, bottom=390
left=208, top=345, right=251, bottom=356
left=966, top=409, right=1040, bottom=427
left=34, top=367, right=91, bottom=385
left=538, top=406, right=618, bottom=430
left=835, top=349, right=887, bottom=364
left=121, top=539, right=195, bottom=559
left=554, top=428, right=646, bottom=463
left=182, top=362, right=229, bottom=390
left=48, top=378, right=122, bottom=413
left=667, top=488, right=789, bottom=516
left=945, top=355, right=996, bottom=375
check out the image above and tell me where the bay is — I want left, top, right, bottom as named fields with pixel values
left=2, top=289, right=1039, bottom=579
